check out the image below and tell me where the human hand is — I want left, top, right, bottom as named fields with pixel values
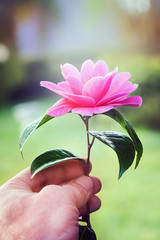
left=0, top=160, right=101, bottom=240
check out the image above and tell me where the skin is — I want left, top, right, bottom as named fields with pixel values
left=0, top=160, right=101, bottom=240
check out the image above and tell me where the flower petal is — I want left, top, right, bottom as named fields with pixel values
left=72, top=105, right=113, bottom=116
left=65, top=75, right=83, bottom=95
left=64, top=93, right=95, bottom=106
left=57, top=81, right=71, bottom=92
left=60, top=63, right=80, bottom=79
left=91, top=105, right=113, bottom=114
left=96, top=92, right=127, bottom=106
left=100, top=83, right=139, bottom=106
left=40, top=81, right=65, bottom=95
left=41, top=81, right=74, bottom=102
left=118, top=82, right=138, bottom=94
left=107, top=72, right=131, bottom=96
left=80, top=59, right=94, bottom=83
left=46, top=98, right=73, bottom=117
left=82, top=74, right=112, bottom=103
left=40, top=81, right=95, bottom=106
left=94, top=60, right=109, bottom=77
left=72, top=107, right=94, bottom=116
left=112, top=96, right=142, bottom=107
left=101, top=83, right=139, bottom=105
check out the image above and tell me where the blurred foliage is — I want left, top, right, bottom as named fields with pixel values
left=0, top=52, right=25, bottom=105
left=101, top=52, right=160, bottom=129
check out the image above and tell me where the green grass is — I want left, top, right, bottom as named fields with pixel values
left=0, top=103, right=160, bottom=240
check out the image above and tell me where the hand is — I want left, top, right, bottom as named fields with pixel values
left=0, top=160, right=101, bottom=240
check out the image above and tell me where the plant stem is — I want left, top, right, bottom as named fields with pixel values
left=79, top=115, right=95, bottom=227
left=85, top=117, right=90, bottom=176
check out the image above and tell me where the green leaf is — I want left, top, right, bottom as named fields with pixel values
left=19, top=114, right=53, bottom=154
left=89, top=131, right=135, bottom=178
left=31, top=149, right=85, bottom=179
left=103, top=109, right=143, bottom=168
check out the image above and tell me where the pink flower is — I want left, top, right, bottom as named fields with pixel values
left=40, top=59, right=142, bottom=117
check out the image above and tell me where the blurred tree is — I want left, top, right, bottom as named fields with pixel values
left=118, top=0, right=160, bottom=53
left=146, top=0, right=160, bottom=53
left=0, top=53, right=25, bottom=106
left=0, top=2, right=15, bottom=49
left=0, top=0, right=57, bottom=105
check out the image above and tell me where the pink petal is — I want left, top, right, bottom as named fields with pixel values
left=41, top=81, right=74, bottom=102
left=101, top=83, right=139, bottom=105
left=60, top=63, right=80, bottom=79
left=93, top=60, right=109, bottom=77
left=40, top=81, right=65, bottom=95
left=57, top=81, right=71, bottom=92
left=64, top=93, right=95, bottom=106
left=72, top=107, right=94, bottom=116
left=112, top=96, right=142, bottom=107
left=91, top=105, right=113, bottom=114
left=40, top=81, right=95, bottom=106
left=46, top=98, right=73, bottom=117
left=107, top=72, right=131, bottom=96
left=118, top=82, right=138, bottom=93
left=65, top=75, right=83, bottom=95
left=80, top=59, right=94, bottom=83
left=96, top=92, right=128, bottom=106
left=101, top=67, right=118, bottom=98
left=82, top=74, right=113, bottom=103
left=72, top=105, right=113, bottom=116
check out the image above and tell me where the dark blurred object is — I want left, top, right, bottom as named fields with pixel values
left=0, top=53, right=53, bottom=106
left=10, top=61, right=52, bottom=104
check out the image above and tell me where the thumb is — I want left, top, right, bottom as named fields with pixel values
left=63, top=176, right=94, bottom=209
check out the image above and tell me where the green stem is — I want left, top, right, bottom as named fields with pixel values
left=85, top=117, right=90, bottom=176
left=79, top=115, right=95, bottom=227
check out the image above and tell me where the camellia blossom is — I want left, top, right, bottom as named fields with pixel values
left=40, top=59, right=142, bottom=117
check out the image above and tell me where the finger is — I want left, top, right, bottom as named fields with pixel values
left=78, top=176, right=102, bottom=216
left=31, top=160, right=86, bottom=192
left=28, top=159, right=92, bottom=192
left=4, top=161, right=83, bottom=192
left=90, top=176, right=102, bottom=194
left=10, top=160, right=86, bottom=192
left=63, top=175, right=94, bottom=209
left=79, top=195, right=101, bottom=216
left=5, top=160, right=92, bottom=193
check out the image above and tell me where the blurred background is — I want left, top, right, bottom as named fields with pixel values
left=0, top=0, right=160, bottom=239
